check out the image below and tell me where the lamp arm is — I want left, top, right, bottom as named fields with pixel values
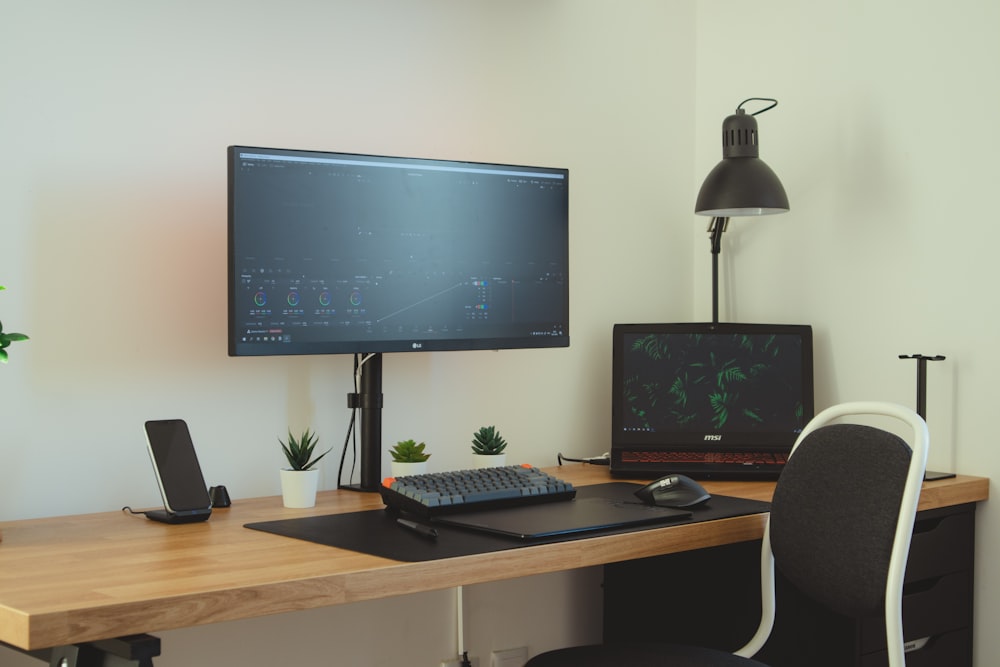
left=708, top=216, right=727, bottom=254
left=708, top=217, right=728, bottom=324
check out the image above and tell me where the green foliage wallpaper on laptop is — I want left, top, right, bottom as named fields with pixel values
left=623, top=332, right=806, bottom=433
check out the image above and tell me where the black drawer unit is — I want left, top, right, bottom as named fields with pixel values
left=856, top=504, right=976, bottom=667
left=603, top=503, right=976, bottom=667
left=861, top=627, right=973, bottom=667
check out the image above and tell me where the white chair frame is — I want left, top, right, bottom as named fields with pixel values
left=735, top=401, right=929, bottom=667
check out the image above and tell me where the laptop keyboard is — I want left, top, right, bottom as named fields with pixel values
left=380, top=464, right=577, bottom=519
left=620, top=451, right=788, bottom=465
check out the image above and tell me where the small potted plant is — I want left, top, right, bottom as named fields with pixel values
left=0, top=285, right=29, bottom=365
left=389, top=439, right=431, bottom=477
left=278, top=428, right=331, bottom=508
left=471, top=425, right=508, bottom=468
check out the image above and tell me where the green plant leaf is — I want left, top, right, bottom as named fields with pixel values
left=472, top=425, right=507, bottom=455
left=709, top=392, right=730, bottom=429
left=0, top=284, right=30, bottom=364
left=279, top=428, right=331, bottom=470
left=668, top=376, right=687, bottom=407
left=390, top=439, right=430, bottom=462
left=717, top=363, right=747, bottom=387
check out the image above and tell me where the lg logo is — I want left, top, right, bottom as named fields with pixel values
left=411, top=342, right=423, bottom=350
left=703, top=435, right=722, bottom=441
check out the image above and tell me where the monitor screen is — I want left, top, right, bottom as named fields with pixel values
left=228, top=146, right=570, bottom=356
left=611, top=322, right=814, bottom=452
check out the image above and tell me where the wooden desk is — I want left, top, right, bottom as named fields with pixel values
left=0, top=466, right=988, bottom=656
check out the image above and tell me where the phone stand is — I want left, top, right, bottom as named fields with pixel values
left=145, top=508, right=212, bottom=524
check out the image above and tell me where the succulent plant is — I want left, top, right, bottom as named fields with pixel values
left=471, top=425, right=507, bottom=455
left=390, top=439, right=431, bottom=463
left=279, top=428, right=331, bottom=471
left=0, top=286, right=28, bottom=365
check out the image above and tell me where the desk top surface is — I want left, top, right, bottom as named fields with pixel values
left=0, top=466, right=988, bottom=651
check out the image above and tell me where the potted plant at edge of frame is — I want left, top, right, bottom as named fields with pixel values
left=0, top=285, right=29, bottom=365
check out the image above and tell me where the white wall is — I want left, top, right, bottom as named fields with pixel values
left=5, top=0, right=997, bottom=665
left=0, top=1, right=693, bottom=665
left=694, top=1, right=1000, bottom=664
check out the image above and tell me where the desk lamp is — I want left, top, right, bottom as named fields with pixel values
left=695, top=98, right=789, bottom=323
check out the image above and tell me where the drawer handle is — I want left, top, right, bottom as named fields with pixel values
left=902, top=576, right=941, bottom=595
left=912, top=517, right=943, bottom=534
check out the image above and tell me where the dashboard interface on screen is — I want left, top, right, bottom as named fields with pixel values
left=228, top=146, right=570, bottom=356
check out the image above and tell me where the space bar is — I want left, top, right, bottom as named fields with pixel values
left=460, top=488, right=526, bottom=503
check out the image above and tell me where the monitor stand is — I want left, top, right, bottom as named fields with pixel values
left=341, top=353, right=383, bottom=492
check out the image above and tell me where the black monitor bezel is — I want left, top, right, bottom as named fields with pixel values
left=227, top=145, right=570, bottom=357
left=611, top=322, right=815, bottom=453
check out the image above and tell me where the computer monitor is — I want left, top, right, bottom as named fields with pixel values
left=228, top=146, right=569, bottom=356
left=227, top=146, right=570, bottom=488
left=610, top=322, right=814, bottom=478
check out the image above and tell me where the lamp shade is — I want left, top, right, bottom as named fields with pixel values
left=695, top=108, right=789, bottom=217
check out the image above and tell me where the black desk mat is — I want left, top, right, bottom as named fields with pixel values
left=244, top=483, right=771, bottom=562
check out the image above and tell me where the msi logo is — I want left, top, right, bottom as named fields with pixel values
left=703, top=434, right=723, bottom=441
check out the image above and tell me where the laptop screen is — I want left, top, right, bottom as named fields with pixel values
left=611, top=322, right=814, bottom=460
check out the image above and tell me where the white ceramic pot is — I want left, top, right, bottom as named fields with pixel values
left=472, top=453, right=507, bottom=469
left=390, top=461, right=428, bottom=478
left=280, top=468, right=320, bottom=508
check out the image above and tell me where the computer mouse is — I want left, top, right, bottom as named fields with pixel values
left=634, top=474, right=711, bottom=508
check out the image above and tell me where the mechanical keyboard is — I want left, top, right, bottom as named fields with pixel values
left=380, top=464, right=576, bottom=519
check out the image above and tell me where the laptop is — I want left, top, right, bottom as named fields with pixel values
left=433, top=497, right=691, bottom=539
left=610, top=322, right=814, bottom=480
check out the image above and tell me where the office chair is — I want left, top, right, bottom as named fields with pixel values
left=525, top=401, right=929, bottom=667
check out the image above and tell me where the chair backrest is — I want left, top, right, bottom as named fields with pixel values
left=736, top=402, right=928, bottom=667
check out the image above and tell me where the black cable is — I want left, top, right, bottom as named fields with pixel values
left=336, top=354, right=361, bottom=488
left=336, top=352, right=379, bottom=487
left=737, top=97, right=778, bottom=116
left=557, top=452, right=610, bottom=466
left=335, top=408, right=357, bottom=488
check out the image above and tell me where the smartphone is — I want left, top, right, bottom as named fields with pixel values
left=144, top=419, right=212, bottom=523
